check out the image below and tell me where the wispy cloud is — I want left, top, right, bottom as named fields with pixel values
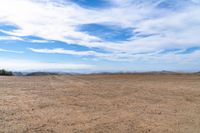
left=0, top=35, right=23, bottom=41
left=0, top=48, right=23, bottom=54
left=0, top=0, right=199, bottom=53
left=0, top=59, right=94, bottom=71
left=29, top=47, right=200, bottom=63
left=29, top=48, right=106, bottom=57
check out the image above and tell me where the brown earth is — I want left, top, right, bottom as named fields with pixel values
left=0, top=74, right=200, bottom=133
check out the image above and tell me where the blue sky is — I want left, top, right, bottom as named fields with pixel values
left=0, top=0, right=200, bottom=72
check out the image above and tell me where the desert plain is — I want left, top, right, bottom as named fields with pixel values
left=0, top=74, right=200, bottom=133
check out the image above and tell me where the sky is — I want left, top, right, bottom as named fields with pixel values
left=0, top=0, right=200, bottom=72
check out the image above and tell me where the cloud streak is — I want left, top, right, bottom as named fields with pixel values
left=0, top=59, right=94, bottom=71
left=29, top=47, right=200, bottom=64
left=29, top=48, right=104, bottom=56
left=0, top=48, right=24, bottom=54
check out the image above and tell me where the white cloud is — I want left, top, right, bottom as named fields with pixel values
left=0, top=59, right=94, bottom=71
left=29, top=48, right=107, bottom=57
left=29, top=39, right=50, bottom=43
left=28, top=47, right=200, bottom=64
left=0, top=35, right=23, bottom=41
left=0, top=48, right=24, bottom=54
left=0, top=0, right=200, bottom=59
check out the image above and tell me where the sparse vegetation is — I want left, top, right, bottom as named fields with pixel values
left=0, top=69, right=13, bottom=76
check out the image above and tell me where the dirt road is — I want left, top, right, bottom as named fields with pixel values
left=0, top=74, right=200, bottom=133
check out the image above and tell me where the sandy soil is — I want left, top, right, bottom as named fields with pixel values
left=0, top=74, right=200, bottom=133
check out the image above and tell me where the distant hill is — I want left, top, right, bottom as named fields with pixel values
left=1, top=70, right=199, bottom=76
left=26, top=72, right=60, bottom=76
left=12, top=72, right=25, bottom=76
left=145, top=70, right=182, bottom=74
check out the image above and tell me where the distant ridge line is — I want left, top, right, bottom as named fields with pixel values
left=11, top=71, right=200, bottom=76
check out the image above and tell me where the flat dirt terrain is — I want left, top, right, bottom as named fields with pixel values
left=0, top=74, right=200, bottom=133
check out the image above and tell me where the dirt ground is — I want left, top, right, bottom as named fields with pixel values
left=0, top=74, right=200, bottom=133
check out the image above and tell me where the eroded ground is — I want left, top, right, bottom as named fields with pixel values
left=0, top=74, right=200, bottom=133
